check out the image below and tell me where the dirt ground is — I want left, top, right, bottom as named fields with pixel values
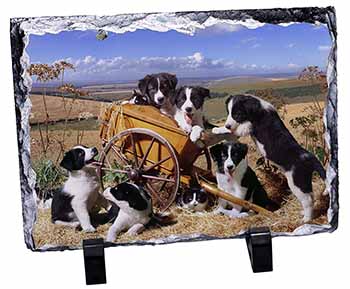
left=32, top=100, right=329, bottom=249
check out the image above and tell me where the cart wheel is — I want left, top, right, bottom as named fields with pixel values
left=98, top=128, right=180, bottom=212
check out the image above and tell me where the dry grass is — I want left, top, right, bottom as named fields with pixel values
left=30, top=94, right=104, bottom=123
left=32, top=100, right=329, bottom=249
left=34, top=187, right=328, bottom=249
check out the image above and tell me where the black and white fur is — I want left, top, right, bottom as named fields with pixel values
left=173, top=86, right=210, bottom=142
left=210, top=141, right=277, bottom=218
left=177, top=188, right=209, bottom=212
left=103, top=183, right=153, bottom=242
left=51, top=146, right=100, bottom=232
left=136, top=72, right=178, bottom=115
left=213, top=94, right=326, bottom=221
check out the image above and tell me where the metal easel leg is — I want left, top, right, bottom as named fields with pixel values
left=245, top=227, right=273, bottom=273
left=83, top=238, right=107, bottom=285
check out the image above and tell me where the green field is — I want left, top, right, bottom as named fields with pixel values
left=209, top=78, right=320, bottom=94
left=205, top=78, right=325, bottom=121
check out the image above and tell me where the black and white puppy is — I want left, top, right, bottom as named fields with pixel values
left=177, top=187, right=209, bottom=212
left=173, top=86, right=210, bottom=142
left=213, top=94, right=326, bottom=221
left=51, top=146, right=100, bottom=232
left=210, top=142, right=278, bottom=218
left=137, top=72, right=178, bottom=115
left=102, top=182, right=153, bottom=242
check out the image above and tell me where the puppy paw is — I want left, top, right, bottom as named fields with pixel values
left=126, top=224, right=145, bottom=236
left=190, top=125, right=204, bottom=142
left=182, top=124, right=192, bottom=134
left=212, top=127, right=231, bottom=134
left=105, top=235, right=115, bottom=242
left=236, top=212, right=249, bottom=218
left=83, top=225, right=96, bottom=233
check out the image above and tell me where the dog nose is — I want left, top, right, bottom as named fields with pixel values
left=92, top=147, right=98, bottom=154
left=225, top=124, right=231, bottom=130
left=185, top=107, right=192, bottom=113
left=157, top=97, right=164, bottom=104
left=227, top=164, right=234, bottom=170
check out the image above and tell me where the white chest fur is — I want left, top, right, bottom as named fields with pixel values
left=216, top=159, right=248, bottom=209
left=64, top=167, right=100, bottom=210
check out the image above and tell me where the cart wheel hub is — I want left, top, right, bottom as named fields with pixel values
left=128, top=169, right=141, bottom=181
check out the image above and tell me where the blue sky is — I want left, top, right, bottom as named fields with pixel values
left=27, top=22, right=332, bottom=82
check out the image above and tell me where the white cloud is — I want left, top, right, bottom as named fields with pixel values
left=241, top=37, right=257, bottom=44
left=196, top=23, right=243, bottom=35
left=251, top=43, right=261, bottom=49
left=54, top=53, right=301, bottom=81
left=83, top=55, right=96, bottom=64
left=287, top=63, right=300, bottom=69
left=287, top=43, right=295, bottom=48
left=318, top=45, right=331, bottom=51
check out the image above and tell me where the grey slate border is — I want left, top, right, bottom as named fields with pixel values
left=10, top=6, right=338, bottom=251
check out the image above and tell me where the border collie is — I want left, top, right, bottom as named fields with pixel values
left=213, top=94, right=326, bottom=221
left=51, top=146, right=100, bottom=232
left=136, top=72, right=178, bottom=115
left=177, top=187, right=209, bottom=212
left=103, top=182, right=175, bottom=242
left=173, top=86, right=210, bottom=142
left=103, top=183, right=152, bottom=241
left=210, top=141, right=278, bottom=218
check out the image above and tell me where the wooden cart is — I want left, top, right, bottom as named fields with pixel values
left=98, top=103, right=274, bottom=216
left=99, top=103, right=213, bottom=211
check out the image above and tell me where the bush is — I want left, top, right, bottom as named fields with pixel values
left=33, top=159, right=65, bottom=200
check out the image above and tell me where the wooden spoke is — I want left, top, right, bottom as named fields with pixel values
left=139, top=137, right=155, bottom=169
left=101, top=167, right=128, bottom=174
left=146, top=182, right=164, bottom=203
left=130, top=133, right=138, bottom=167
left=158, top=174, right=172, bottom=192
left=111, top=144, right=129, bottom=166
left=144, top=155, right=171, bottom=172
left=142, top=174, right=175, bottom=183
left=99, top=128, right=180, bottom=211
left=104, top=153, right=112, bottom=169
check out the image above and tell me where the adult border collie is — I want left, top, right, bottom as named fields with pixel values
left=173, top=86, right=210, bottom=143
left=51, top=145, right=100, bottom=232
left=213, top=94, right=326, bottom=221
left=137, top=72, right=178, bottom=115
left=210, top=141, right=278, bottom=217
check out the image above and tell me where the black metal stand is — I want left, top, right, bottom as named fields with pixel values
left=83, top=238, right=107, bottom=285
left=245, top=227, right=273, bottom=273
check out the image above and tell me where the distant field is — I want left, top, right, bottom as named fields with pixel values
left=209, top=77, right=323, bottom=95
left=30, top=94, right=106, bottom=123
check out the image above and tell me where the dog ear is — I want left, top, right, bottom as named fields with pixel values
left=171, top=87, right=184, bottom=105
left=198, top=87, right=210, bottom=98
left=209, top=143, right=223, bottom=162
left=165, top=73, right=178, bottom=89
left=60, top=149, right=85, bottom=171
left=243, top=96, right=262, bottom=118
left=138, top=75, right=152, bottom=95
left=234, top=142, right=248, bottom=157
left=60, top=151, right=74, bottom=171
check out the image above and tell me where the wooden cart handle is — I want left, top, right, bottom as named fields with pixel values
left=198, top=178, right=275, bottom=218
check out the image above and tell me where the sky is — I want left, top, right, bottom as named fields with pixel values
left=27, top=22, right=332, bottom=83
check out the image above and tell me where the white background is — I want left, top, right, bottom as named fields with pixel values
left=0, top=0, right=348, bottom=287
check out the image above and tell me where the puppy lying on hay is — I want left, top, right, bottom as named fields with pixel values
left=103, top=182, right=176, bottom=242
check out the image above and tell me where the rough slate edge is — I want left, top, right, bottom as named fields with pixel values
left=9, top=6, right=338, bottom=252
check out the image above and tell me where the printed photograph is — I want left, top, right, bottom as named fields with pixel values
left=26, top=19, right=332, bottom=248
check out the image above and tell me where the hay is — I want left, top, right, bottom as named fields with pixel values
left=33, top=185, right=328, bottom=249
